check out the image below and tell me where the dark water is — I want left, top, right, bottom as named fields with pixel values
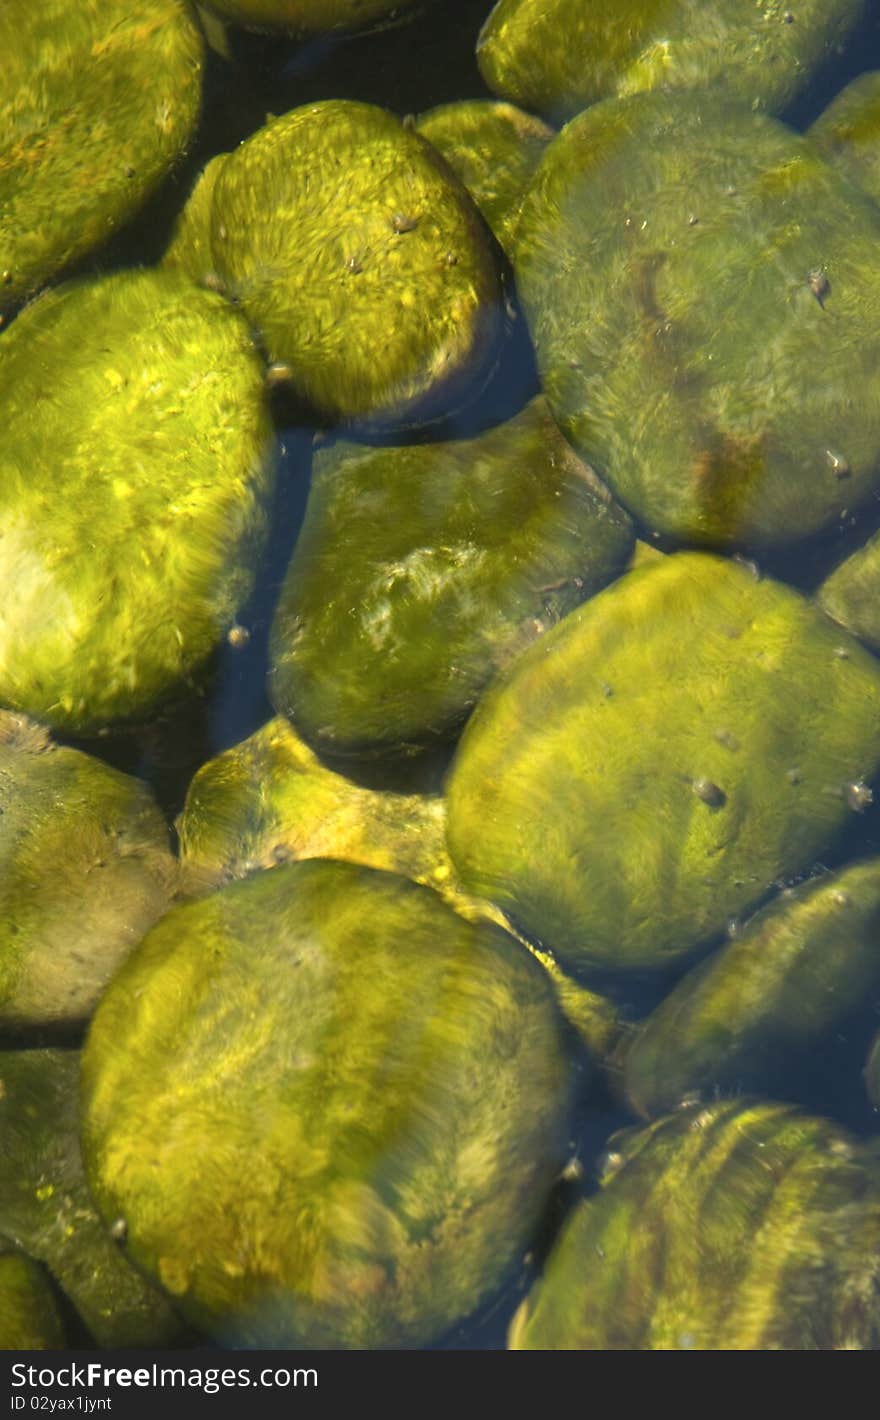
left=14, top=0, right=880, bottom=1351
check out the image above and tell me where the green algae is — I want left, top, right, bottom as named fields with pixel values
left=446, top=552, right=880, bottom=973
left=809, top=70, right=880, bottom=208
left=818, top=527, right=880, bottom=652
left=210, top=100, right=502, bottom=427
left=0, top=1050, right=184, bottom=1346
left=269, top=396, right=632, bottom=755
left=0, top=0, right=202, bottom=315
left=0, top=712, right=176, bottom=1033
left=0, top=1246, right=66, bottom=1349
left=81, top=860, right=573, bottom=1348
left=509, top=1099, right=880, bottom=1349
left=621, top=858, right=880, bottom=1117
left=416, top=100, right=554, bottom=256
left=0, top=268, right=275, bottom=735
left=514, top=91, right=880, bottom=546
left=177, top=714, right=620, bottom=1061
left=477, top=0, right=865, bottom=125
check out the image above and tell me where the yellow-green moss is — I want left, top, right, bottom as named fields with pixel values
left=447, top=552, right=880, bottom=972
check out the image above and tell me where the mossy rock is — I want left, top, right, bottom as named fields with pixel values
left=818, top=529, right=880, bottom=652
left=269, top=396, right=633, bottom=754
left=477, top=0, right=865, bottom=125
left=620, top=859, right=880, bottom=1118
left=0, top=712, right=176, bottom=1033
left=161, top=153, right=228, bottom=284
left=177, top=715, right=620, bottom=1060
left=514, top=91, right=880, bottom=547
left=199, top=0, right=420, bottom=34
left=0, top=1245, right=66, bottom=1349
left=209, top=100, right=502, bottom=427
left=509, top=1099, right=880, bottom=1349
left=81, top=860, right=573, bottom=1348
left=416, top=100, right=554, bottom=256
left=809, top=71, right=880, bottom=209
left=446, top=552, right=880, bottom=973
left=0, top=1049, right=184, bottom=1346
left=0, top=0, right=202, bottom=314
left=0, top=268, right=275, bottom=735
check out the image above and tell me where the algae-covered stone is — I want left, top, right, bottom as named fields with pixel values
left=81, top=860, right=572, bottom=1348
left=477, top=0, right=865, bottom=125
left=200, top=0, right=420, bottom=33
left=0, top=1246, right=66, bottom=1349
left=818, top=529, right=880, bottom=652
left=162, top=153, right=228, bottom=284
left=446, top=552, right=880, bottom=972
left=509, top=1099, right=880, bottom=1349
left=210, top=100, right=502, bottom=427
left=0, top=1050, right=183, bottom=1346
left=0, top=268, right=275, bottom=735
left=416, top=101, right=553, bottom=256
left=0, top=712, right=176, bottom=1033
left=621, top=859, right=880, bottom=1118
left=270, top=397, right=633, bottom=753
left=0, top=0, right=202, bottom=314
left=177, top=715, right=620, bottom=1060
left=515, top=91, right=880, bottom=546
left=809, top=72, right=880, bottom=209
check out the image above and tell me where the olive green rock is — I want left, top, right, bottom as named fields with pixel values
left=446, top=552, right=880, bottom=972
left=0, top=268, right=275, bottom=735
left=515, top=92, right=880, bottom=546
left=200, top=0, right=420, bottom=33
left=621, top=859, right=880, bottom=1118
left=809, top=71, right=880, bottom=209
left=162, top=153, right=228, bottom=284
left=210, top=101, right=502, bottom=427
left=0, top=1050, right=183, bottom=1346
left=818, top=529, right=880, bottom=652
left=177, top=715, right=620, bottom=1060
left=81, top=860, right=572, bottom=1348
left=0, top=1246, right=66, bottom=1349
left=416, top=101, right=554, bottom=256
left=270, top=397, right=633, bottom=753
left=509, top=1099, right=880, bottom=1349
left=477, top=0, right=865, bottom=125
left=0, top=712, right=176, bottom=1033
left=0, top=0, right=202, bottom=314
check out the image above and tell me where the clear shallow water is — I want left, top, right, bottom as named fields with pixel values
left=8, top=0, right=880, bottom=1352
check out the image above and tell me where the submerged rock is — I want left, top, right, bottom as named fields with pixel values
left=620, top=859, right=880, bottom=1117
left=0, top=268, right=275, bottom=735
left=809, top=71, right=880, bottom=209
left=446, top=552, right=880, bottom=972
left=81, top=860, right=573, bottom=1348
left=0, top=712, right=176, bottom=1033
left=0, top=1245, right=66, bottom=1349
left=269, top=396, right=632, bottom=754
left=515, top=91, right=880, bottom=546
left=416, top=100, right=553, bottom=256
left=477, top=0, right=865, bottom=125
left=818, top=529, right=880, bottom=652
left=0, top=1050, right=183, bottom=1346
left=209, top=100, right=502, bottom=427
left=509, top=1099, right=880, bottom=1349
left=177, top=715, right=620, bottom=1060
left=161, top=153, right=228, bottom=284
left=0, top=0, right=202, bottom=314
